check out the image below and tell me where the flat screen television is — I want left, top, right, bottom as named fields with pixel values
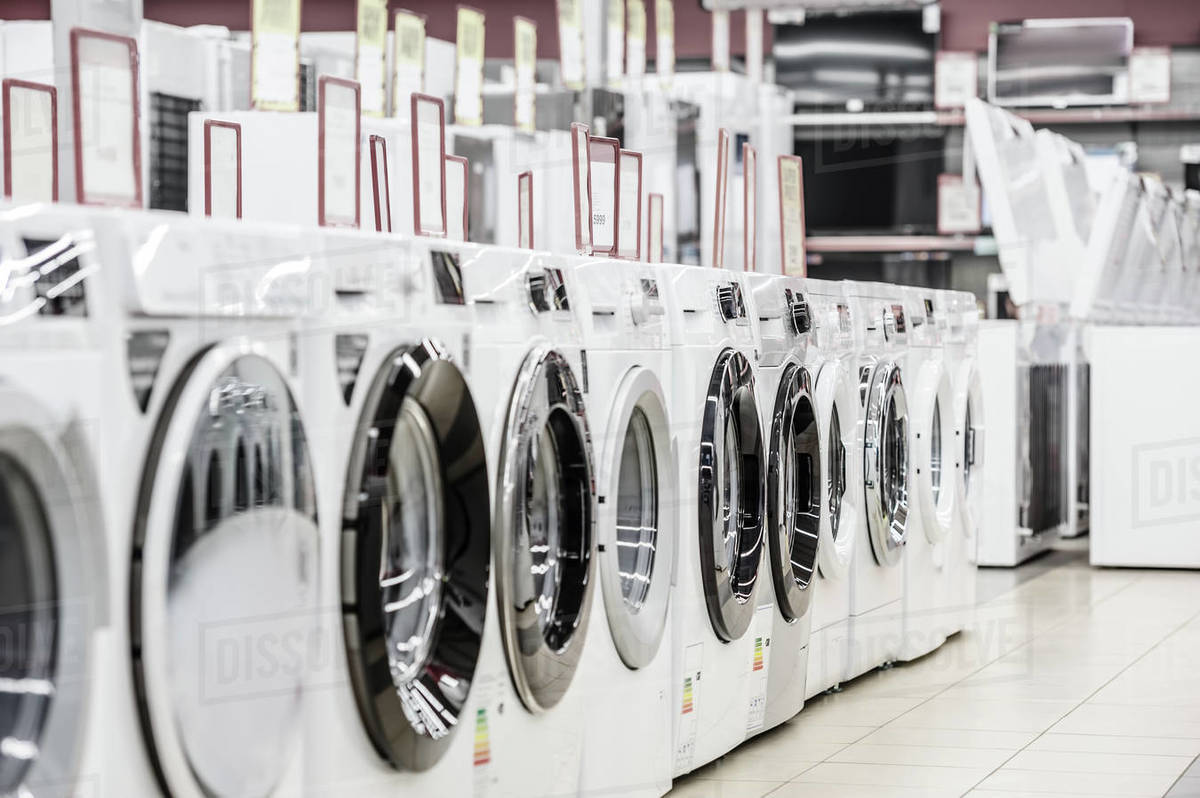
left=774, top=10, right=937, bottom=109
left=988, top=18, right=1133, bottom=108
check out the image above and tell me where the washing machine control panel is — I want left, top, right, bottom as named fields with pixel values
left=784, top=289, right=811, bottom=336
left=527, top=267, right=570, bottom=312
left=716, top=281, right=747, bottom=323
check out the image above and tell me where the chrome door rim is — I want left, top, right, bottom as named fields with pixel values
left=863, top=359, right=910, bottom=567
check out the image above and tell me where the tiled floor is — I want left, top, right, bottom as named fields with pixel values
left=669, top=540, right=1200, bottom=798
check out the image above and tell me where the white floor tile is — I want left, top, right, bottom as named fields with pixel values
left=975, top=766, right=1179, bottom=796
left=1004, top=748, right=1194, bottom=776
left=886, top=697, right=1076, bottom=733
left=1027, top=732, right=1200, bottom=758
left=791, top=761, right=991, bottom=792
left=829, top=741, right=1013, bottom=770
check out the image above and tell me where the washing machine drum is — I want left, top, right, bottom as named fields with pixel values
left=862, top=360, right=910, bottom=567
left=342, top=341, right=489, bottom=771
left=495, top=347, right=596, bottom=713
left=132, top=351, right=319, bottom=798
left=698, top=349, right=765, bottom=642
left=766, top=363, right=821, bottom=623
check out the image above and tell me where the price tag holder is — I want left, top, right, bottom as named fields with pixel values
left=514, top=17, right=537, bottom=133
left=571, top=122, right=593, bottom=255
left=607, top=0, right=625, bottom=86
left=70, top=28, right=141, bottom=207
left=617, top=149, right=642, bottom=260
left=356, top=0, right=388, bottom=116
left=446, top=154, right=469, bottom=242
left=713, top=127, right=730, bottom=268
left=518, top=170, right=534, bottom=249
left=319, top=76, right=361, bottom=228
left=648, top=192, right=664, bottom=263
left=1130, top=47, right=1171, bottom=105
left=934, top=51, right=977, bottom=110
left=2, top=79, right=57, bottom=202
left=590, top=136, right=620, bottom=256
left=937, top=173, right=981, bottom=234
left=251, top=0, right=301, bottom=111
left=392, top=11, right=426, bottom=115
left=454, top=6, right=485, bottom=126
left=712, top=10, right=730, bottom=73
left=557, top=0, right=586, bottom=91
left=369, top=134, right=391, bottom=232
left=778, top=155, right=806, bottom=276
left=627, top=0, right=646, bottom=78
left=411, top=93, right=447, bottom=236
left=203, top=120, right=241, bottom=219
left=655, top=0, right=675, bottom=85
left=743, top=143, right=756, bottom=272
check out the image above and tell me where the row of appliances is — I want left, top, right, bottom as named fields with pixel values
left=0, top=204, right=983, bottom=797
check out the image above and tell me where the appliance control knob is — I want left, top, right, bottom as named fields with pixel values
left=787, top=293, right=812, bottom=336
left=717, top=282, right=743, bottom=322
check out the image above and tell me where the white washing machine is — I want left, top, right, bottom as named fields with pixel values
left=945, top=291, right=984, bottom=631
left=802, top=279, right=860, bottom=699
left=298, top=230, right=492, bottom=796
left=569, top=256, right=677, bottom=798
left=842, top=281, right=912, bottom=681
left=658, top=264, right=766, bottom=776
left=897, top=287, right=958, bottom=663
left=743, top=271, right=819, bottom=734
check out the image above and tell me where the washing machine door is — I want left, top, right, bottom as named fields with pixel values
left=955, top=358, right=985, bottom=539
left=914, top=361, right=957, bottom=545
left=814, top=362, right=856, bottom=581
left=598, top=368, right=675, bottom=669
left=132, top=350, right=319, bottom=798
left=341, top=340, right=489, bottom=771
left=862, top=359, right=910, bottom=567
left=766, top=363, right=820, bottom=623
left=698, top=349, right=765, bottom=642
left=495, top=347, right=596, bottom=713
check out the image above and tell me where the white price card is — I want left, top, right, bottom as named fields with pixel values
left=392, top=11, right=425, bottom=115
left=446, top=154, right=469, bottom=242
left=1130, top=47, right=1171, bottom=105
left=356, top=0, right=388, bottom=116
left=319, top=77, right=361, bottom=228
left=518, top=170, right=533, bottom=249
left=778, top=155, right=806, bottom=276
left=743, top=143, right=756, bottom=272
left=369, top=134, right=391, bottom=232
left=70, top=28, right=141, bottom=207
left=571, top=122, right=593, bottom=255
left=617, top=149, right=642, bottom=260
left=713, top=127, right=730, bottom=269
left=454, top=6, right=485, bottom=126
left=655, top=0, right=675, bottom=85
left=937, top=173, right=981, bottom=235
left=203, top=120, right=241, bottom=219
left=2, top=79, right=57, bottom=202
left=590, top=136, right=619, bottom=255
left=934, top=51, right=977, bottom=110
left=251, top=0, right=301, bottom=111
left=648, top=192, right=664, bottom=263
left=712, top=10, right=730, bottom=73
left=411, top=93, right=447, bottom=236
left=627, top=0, right=647, bottom=78
left=607, top=0, right=625, bottom=86
left=514, top=17, right=537, bottom=133
left=557, top=0, right=586, bottom=91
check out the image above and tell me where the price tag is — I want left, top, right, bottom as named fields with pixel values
left=627, top=0, right=646, bottom=78
left=745, top=10, right=763, bottom=83
left=589, top=136, right=619, bottom=255
left=251, top=0, right=301, bottom=111
left=454, top=6, right=485, bottom=126
left=713, top=127, right=730, bottom=269
left=411, top=93, right=447, bottom=236
left=518, top=169, right=534, bottom=249
left=203, top=120, right=241, bottom=219
left=392, top=11, right=425, bottom=114
left=673, top=643, right=703, bottom=774
left=369, top=134, right=391, bottom=232
left=355, top=0, right=388, bottom=116
left=571, top=122, right=593, bottom=255
left=1130, top=47, right=1171, bottom=105
left=446, top=154, right=469, bottom=242
left=70, top=28, right=141, bottom=207
left=648, top=193, right=663, bottom=263
left=607, top=0, right=625, bottom=86
left=318, top=77, right=361, bottom=228
left=557, top=0, right=586, bottom=91
left=745, top=606, right=773, bottom=734
left=743, top=143, right=756, bottom=272
left=655, top=0, right=675, bottom=85
left=2, top=79, right=57, bottom=202
left=514, top=17, right=537, bottom=133
left=617, top=149, right=642, bottom=260
left=934, top=51, right=977, bottom=110
left=778, top=154, right=806, bottom=276
left=937, top=173, right=981, bottom=234
left=711, top=10, right=730, bottom=73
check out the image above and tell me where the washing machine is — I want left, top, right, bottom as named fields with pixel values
left=0, top=205, right=109, bottom=798
left=802, top=279, right=860, bottom=699
left=568, top=256, right=677, bottom=798
left=742, top=271, right=819, bottom=734
left=842, top=281, right=911, bottom=681
left=658, top=264, right=765, bottom=776
left=897, top=287, right=958, bottom=663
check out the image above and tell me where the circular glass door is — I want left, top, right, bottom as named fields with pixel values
left=615, top=408, right=657, bottom=613
left=132, top=352, right=319, bottom=798
left=766, top=364, right=821, bottom=623
left=698, top=349, right=765, bottom=642
left=495, top=348, right=595, bottom=712
left=863, top=360, right=910, bottom=567
left=342, top=341, right=489, bottom=771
